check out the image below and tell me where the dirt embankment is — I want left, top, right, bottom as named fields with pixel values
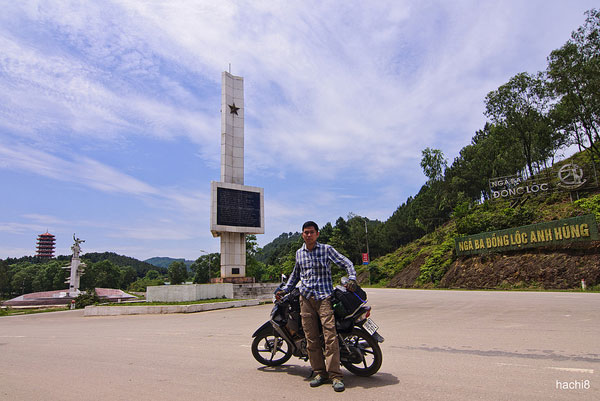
left=387, top=242, right=600, bottom=289
left=387, top=253, right=426, bottom=288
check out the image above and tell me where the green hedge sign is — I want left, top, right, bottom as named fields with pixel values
left=455, top=214, right=599, bottom=256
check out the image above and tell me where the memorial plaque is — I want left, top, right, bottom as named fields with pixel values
left=217, top=187, right=261, bottom=227
left=211, top=181, right=264, bottom=235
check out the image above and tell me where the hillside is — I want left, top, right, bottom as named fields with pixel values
left=360, top=188, right=600, bottom=291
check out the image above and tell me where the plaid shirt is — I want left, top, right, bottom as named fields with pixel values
left=282, top=242, right=356, bottom=300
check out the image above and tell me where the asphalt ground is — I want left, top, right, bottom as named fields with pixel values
left=0, top=288, right=598, bottom=401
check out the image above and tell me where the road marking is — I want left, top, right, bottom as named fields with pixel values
left=497, top=363, right=595, bottom=375
left=0, top=335, right=26, bottom=338
left=546, top=367, right=594, bottom=374
left=497, top=362, right=532, bottom=368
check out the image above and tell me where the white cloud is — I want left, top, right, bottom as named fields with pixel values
left=1, top=0, right=596, bottom=259
left=0, top=140, right=211, bottom=221
left=2, top=0, right=593, bottom=177
left=0, top=142, right=157, bottom=195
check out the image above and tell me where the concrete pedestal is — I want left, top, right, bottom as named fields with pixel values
left=211, top=277, right=255, bottom=284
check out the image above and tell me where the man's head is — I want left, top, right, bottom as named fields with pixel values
left=302, top=221, right=320, bottom=250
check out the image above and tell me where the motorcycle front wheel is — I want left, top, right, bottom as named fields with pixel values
left=340, top=328, right=383, bottom=376
left=251, top=329, right=293, bottom=366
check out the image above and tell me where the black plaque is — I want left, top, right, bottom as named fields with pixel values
left=216, top=187, right=261, bottom=227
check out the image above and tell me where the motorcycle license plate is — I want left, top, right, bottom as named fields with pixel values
left=363, top=318, right=378, bottom=335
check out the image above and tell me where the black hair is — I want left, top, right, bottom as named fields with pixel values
left=302, top=221, right=319, bottom=232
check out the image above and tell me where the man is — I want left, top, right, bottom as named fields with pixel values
left=279, top=221, right=358, bottom=393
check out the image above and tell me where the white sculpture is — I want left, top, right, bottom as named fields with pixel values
left=63, top=234, right=86, bottom=297
left=71, top=234, right=85, bottom=259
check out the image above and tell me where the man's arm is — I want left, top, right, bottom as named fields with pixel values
left=327, top=246, right=356, bottom=281
left=281, top=259, right=300, bottom=293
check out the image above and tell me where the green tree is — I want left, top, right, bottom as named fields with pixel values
left=319, top=222, right=333, bottom=244
left=190, top=255, right=212, bottom=284
left=445, top=123, right=525, bottom=202
left=80, top=260, right=122, bottom=290
left=119, top=266, right=138, bottom=289
left=421, top=147, right=447, bottom=183
left=329, top=217, right=350, bottom=256
left=32, top=261, right=68, bottom=292
left=168, top=261, right=188, bottom=285
left=246, top=235, right=265, bottom=282
left=547, top=9, right=600, bottom=160
left=145, top=269, right=160, bottom=280
left=485, top=72, right=561, bottom=176
left=10, top=263, right=36, bottom=295
left=0, top=259, right=12, bottom=297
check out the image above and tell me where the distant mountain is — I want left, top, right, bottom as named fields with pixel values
left=144, top=257, right=194, bottom=269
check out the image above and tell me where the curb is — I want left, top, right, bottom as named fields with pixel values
left=84, top=299, right=262, bottom=317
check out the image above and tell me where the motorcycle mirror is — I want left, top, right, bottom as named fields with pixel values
left=281, top=274, right=287, bottom=283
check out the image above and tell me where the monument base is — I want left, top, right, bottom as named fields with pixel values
left=211, top=277, right=255, bottom=284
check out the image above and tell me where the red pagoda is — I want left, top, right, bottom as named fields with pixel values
left=36, top=232, right=56, bottom=258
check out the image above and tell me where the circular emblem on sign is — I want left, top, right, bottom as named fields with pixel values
left=557, top=163, right=586, bottom=189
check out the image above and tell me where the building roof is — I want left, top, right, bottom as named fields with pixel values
left=2, top=288, right=137, bottom=306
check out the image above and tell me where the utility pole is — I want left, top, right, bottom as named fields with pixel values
left=364, top=218, right=370, bottom=285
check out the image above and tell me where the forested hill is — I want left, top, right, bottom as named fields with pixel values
left=256, top=232, right=302, bottom=265
left=366, top=186, right=600, bottom=290
left=83, top=252, right=166, bottom=276
left=252, top=10, right=600, bottom=289
left=144, top=257, right=194, bottom=269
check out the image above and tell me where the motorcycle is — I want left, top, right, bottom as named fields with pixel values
left=251, top=278, right=384, bottom=376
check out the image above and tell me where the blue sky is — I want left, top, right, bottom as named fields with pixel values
left=0, top=1, right=596, bottom=260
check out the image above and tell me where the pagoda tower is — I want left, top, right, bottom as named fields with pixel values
left=36, top=232, right=56, bottom=258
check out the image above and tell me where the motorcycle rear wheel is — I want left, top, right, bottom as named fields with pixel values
left=340, top=328, right=382, bottom=376
left=251, top=329, right=293, bottom=366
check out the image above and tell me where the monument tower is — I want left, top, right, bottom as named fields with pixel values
left=211, top=71, right=264, bottom=283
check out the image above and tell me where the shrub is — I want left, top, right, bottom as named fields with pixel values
left=128, top=277, right=165, bottom=292
left=456, top=203, right=535, bottom=235
left=417, top=237, right=455, bottom=284
left=575, top=193, right=600, bottom=221
left=74, top=291, right=101, bottom=309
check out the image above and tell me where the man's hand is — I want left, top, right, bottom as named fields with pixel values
left=275, top=290, right=286, bottom=301
left=346, top=279, right=358, bottom=292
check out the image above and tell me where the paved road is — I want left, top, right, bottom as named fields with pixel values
left=1, top=289, right=598, bottom=401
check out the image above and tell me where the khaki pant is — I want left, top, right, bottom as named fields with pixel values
left=300, top=295, right=342, bottom=379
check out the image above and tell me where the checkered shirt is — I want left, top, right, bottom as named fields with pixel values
left=282, top=242, right=356, bottom=300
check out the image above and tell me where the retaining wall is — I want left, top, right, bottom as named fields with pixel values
left=147, top=283, right=234, bottom=302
